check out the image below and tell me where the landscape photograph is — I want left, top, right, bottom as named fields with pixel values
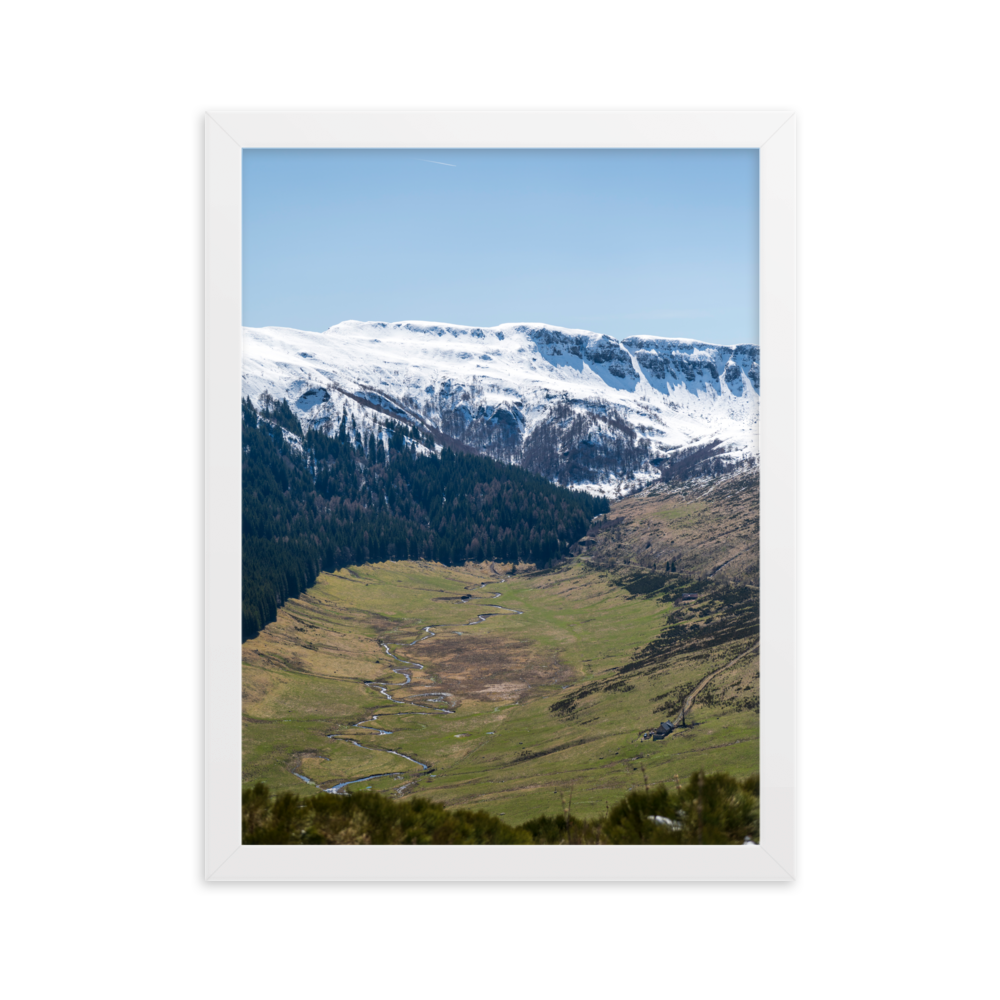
left=240, top=148, right=761, bottom=845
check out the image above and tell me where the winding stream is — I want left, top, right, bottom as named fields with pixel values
left=319, top=580, right=524, bottom=794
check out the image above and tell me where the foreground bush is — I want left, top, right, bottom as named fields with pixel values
left=243, top=771, right=759, bottom=845
left=601, top=772, right=759, bottom=845
left=243, top=784, right=532, bottom=845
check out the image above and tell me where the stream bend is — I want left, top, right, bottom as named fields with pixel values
left=320, top=580, right=523, bottom=794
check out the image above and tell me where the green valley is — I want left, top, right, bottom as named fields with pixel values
left=242, top=469, right=760, bottom=825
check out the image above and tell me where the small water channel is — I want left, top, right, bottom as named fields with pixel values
left=318, top=580, right=523, bottom=794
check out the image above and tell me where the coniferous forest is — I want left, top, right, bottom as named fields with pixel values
left=242, top=397, right=609, bottom=638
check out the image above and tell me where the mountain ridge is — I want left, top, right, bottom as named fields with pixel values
left=242, top=320, right=760, bottom=497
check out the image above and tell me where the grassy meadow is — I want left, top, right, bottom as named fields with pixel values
left=243, top=470, right=760, bottom=824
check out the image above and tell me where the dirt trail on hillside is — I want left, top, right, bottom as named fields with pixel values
left=676, top=641, right=760, bottom=723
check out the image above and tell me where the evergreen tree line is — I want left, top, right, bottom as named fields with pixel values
left=242, top=396, right=609, bottom=638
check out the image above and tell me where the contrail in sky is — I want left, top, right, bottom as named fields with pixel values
left=420, top=159, right=456, bottom=167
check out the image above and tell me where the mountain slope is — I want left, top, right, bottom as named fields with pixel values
left=242, top=320, right=759, bottom=497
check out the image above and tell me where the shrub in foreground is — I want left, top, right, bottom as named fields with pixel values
left=244, top=771, right=759, bottom=846
left=601, top=772, right=759, bottom=845
left=243, top=784, right=532, bottom=845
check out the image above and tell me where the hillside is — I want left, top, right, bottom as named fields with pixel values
left=581, top=468, right=760, bottom=585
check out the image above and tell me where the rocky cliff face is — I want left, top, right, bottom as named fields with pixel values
left=242, top=320, right=759, bottom=497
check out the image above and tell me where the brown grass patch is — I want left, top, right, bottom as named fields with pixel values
left=403, top=633, right=574, bottom=703
left=586, top=468, right=759, bottom=585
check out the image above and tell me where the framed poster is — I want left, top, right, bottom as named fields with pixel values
left=194, top=108, right=799, bottom=894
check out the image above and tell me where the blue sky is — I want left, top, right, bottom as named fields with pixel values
left=243, top=148, right=758, bottom=345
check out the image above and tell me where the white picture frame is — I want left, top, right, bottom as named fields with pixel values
left=205, top=110, right=796, bottom=881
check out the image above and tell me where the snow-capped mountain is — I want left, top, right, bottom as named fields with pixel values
left=242, top=320, right=759, bottom=497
